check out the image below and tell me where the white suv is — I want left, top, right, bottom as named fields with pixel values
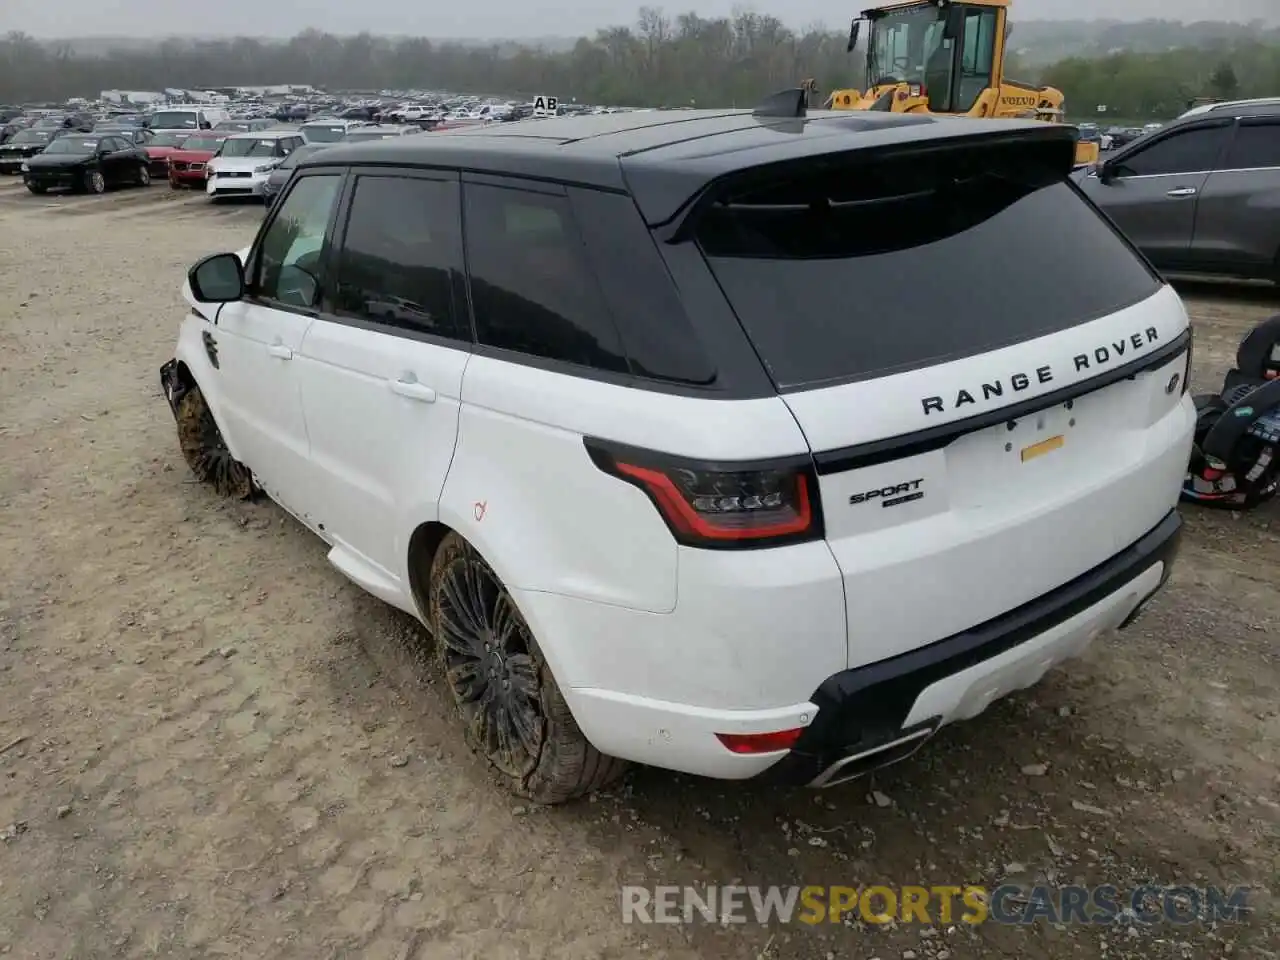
left=160, top=105, right=1195, bottom=803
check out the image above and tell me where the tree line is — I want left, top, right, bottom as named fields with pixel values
left=1, top=9, right=1278, bottom=121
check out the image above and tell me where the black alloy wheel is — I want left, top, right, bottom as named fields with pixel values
left=435, top=539, right=545, bottom=781
left=175, top=386, right=253, bottom=499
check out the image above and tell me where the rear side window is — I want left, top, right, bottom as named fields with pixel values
left=697, top=139, right=1162, bottom=390
left=569, top=188, right=716, bottom=385
left=332, top=175, right=467, bottom=341
left=1221, top=120, right=1280, bottom=171
left=463, top=183, right=627, bottom=374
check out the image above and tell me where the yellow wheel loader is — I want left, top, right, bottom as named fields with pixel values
left=818, top=0, right=1099, bottom=167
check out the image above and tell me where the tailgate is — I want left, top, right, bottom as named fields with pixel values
left=783, top=287, right=1192, bottom=667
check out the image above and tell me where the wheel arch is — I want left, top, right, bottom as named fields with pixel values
left=406, top=520, right=452, bottom=623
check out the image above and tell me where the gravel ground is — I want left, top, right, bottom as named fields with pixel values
left=0, top=175, right=1276, bottom=960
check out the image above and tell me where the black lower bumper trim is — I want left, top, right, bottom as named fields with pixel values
left=763, top=509, right=1183, bottom=786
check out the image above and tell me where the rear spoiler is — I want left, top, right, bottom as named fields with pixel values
left=643, top=124, right=1078, bottom=241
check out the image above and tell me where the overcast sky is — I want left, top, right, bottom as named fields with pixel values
left=4, top=0, right=1277, bottom=39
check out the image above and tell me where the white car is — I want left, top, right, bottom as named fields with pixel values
left=160, top=107, right=1195, bottom=803
left=206, top=131, right=305, bottom=201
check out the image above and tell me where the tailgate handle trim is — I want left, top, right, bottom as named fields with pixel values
left=812, top=329, right=1191, bottom=475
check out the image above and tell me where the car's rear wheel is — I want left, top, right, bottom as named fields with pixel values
left=175, top=385, right=253, bottom=500
left=428, top=533, right=627, bottom=804
left=84, top=168, right=105, bottom=194
left=137, top=165, right=151, bottom=186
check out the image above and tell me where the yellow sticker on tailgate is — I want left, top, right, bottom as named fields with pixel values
left=1021, top=435, right=1065, bottom=463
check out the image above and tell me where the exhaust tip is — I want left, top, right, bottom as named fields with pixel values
left=808, top=724, right=937, bottom=789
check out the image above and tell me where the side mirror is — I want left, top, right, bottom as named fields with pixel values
left=188, top=252, right=245, bottom=303
left=846, top=19, right=861, bottom=53
left=942, top=4, right=965, bottom=40
left=1097, top=158, right=1121, bottom=183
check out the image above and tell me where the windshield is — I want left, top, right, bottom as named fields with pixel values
left=150, top=111, right=200, bottom=129
left=277, top=144, right=327, bottom=169
left=43, top=138, right=98, bottom=155
left=32, top=118, right=65, bottom=129
left=11, top=131, right=50, bottom=144
left=219, top=138, right=280, bottom=159
left=149, top=132, right=189, bottom=147
left=302, top=125, right=348, bottom=142
left=867, top=5, right=948, bottom=87
left=182, top=136, right=225, bottom=152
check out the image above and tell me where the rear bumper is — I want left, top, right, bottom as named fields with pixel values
left=764, top=508, right=1182, bottom=785
left=553, top=509, right=1180, bottom=784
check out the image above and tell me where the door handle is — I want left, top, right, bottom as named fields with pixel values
left=389, top=378, right=437, bottom=403
left=1166, top=187, right=1197, bottom=197
left=267, top=343, right=292, bottom=360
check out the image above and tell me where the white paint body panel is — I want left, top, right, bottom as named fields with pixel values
left=173, top=255, right=1193, bottom=780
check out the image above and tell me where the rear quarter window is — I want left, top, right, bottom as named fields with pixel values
left=695, top=138, right=1163, bottom=390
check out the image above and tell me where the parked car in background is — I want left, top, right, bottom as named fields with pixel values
left=144, top=131, right=192, bottom=179
left=149, top=106, right=230, bottom=133
left=341, top=125, right=419, bottom=142
left=298, top=119, right=368, bottom=144
left=167, top=133, right=227, bottom=189
left=0, top=129, right=55, bottom=173
left=206, top=130, right=305, bottom=202
left=22, top=134, right=152, bottom=194
left=1077, top=102, right=1280, bottom=284
left=92, top=125, right=155, bottom=146
left=213, top=118, right=276, bottom=134
left=260, top=142, right=331, bottom=206
left=30, top=114, right=93, bottom=133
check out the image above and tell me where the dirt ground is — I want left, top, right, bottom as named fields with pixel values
left=0, top=175, right=1276, bottom=960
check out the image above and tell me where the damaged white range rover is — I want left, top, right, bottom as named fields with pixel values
left=160, top=96, right=1195, bottom=803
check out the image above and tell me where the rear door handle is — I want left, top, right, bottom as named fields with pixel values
left=267, top=343, right=293, bottom=360
left=1166, top=187, right=1197, bottom=197
left=389, top=378, right=437, bottom=403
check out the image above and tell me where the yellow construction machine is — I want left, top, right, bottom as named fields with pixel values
left=818, top=0, right=1098, bottom=166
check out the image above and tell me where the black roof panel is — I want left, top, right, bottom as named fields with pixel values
left=302, top=108, right=1070, bottom=224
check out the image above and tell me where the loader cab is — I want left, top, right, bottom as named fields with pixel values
left=859, top=0, right=1005, bottom=115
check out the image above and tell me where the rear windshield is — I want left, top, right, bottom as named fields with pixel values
left=302, top=125, right=348, bottom=142
left=696, top=139, right=1161, bottom=390
left=150, top=111, right=200, bottom=129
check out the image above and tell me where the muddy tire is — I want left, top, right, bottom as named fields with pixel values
left=84, top=168, right=105, bottom=194
left=175, top=385, right=253, bottom=500
left=429, top=533, right=627, bottom=804
left=137, top=165, right=151, bottom=187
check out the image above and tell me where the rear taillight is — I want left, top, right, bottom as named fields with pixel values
left=584, top=439, right=822, bottom=549
left=716, top=728, right=804, bottom=754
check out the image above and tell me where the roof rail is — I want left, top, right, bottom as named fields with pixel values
left=752, top=88, right=808, bottom=119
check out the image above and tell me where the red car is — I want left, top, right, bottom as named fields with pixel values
left=166, top=133, right=227, bottom=189
left=144, top=131, right=192, bottom=179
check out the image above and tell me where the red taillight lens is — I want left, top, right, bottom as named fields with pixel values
left=716, top=728, right=805, bottom=754
left=585, top=439, right=822, bottom=549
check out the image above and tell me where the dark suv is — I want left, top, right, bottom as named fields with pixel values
left=1077, top=102, right=1280, bottom=284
